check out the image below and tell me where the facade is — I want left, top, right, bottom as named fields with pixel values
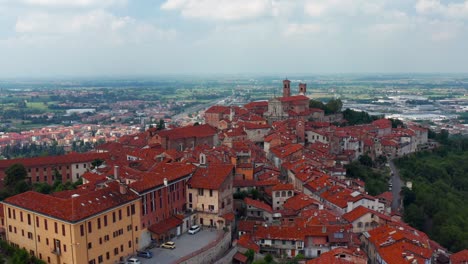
left=187, top=163, right=234, bottom=229
left=151, top=124, right=218, bottom=151
left=1, top=182, right=141, bottom=264
left=271, top=183, right=295, bottom=211
left=0, top=152, right=108, bottom=186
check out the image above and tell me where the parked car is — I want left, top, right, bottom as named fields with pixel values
left=137, top=250, right=153, bottom=258
left=126, top=258, right=141, bottom=264
left=188, top=225, right=201, bottom=234
left=161, top=241, right=176, bottom=249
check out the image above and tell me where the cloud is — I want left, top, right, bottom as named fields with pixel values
left=284, top=23, right=327, bottom=36
left=13, top=0, right=127, bottom=8
left=161, top=0, right=277, bottom=21
left=415, top=0, right=468, bottom=19
left=12, top=10, right=176, bottom=46
left=304, top=0, right=386, bottom=17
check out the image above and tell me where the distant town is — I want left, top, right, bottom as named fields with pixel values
left=0, top=77, right=467, bottom=264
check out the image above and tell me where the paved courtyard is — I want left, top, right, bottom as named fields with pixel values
left=140, top=229, right=221, bottom=264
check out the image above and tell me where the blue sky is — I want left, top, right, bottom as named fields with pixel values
left=0, top=0, right=467, bottom=77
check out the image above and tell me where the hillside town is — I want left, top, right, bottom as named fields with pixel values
left=0, top=80, right=466, bottom=264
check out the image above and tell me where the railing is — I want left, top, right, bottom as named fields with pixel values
left=173, top=231, right=226, bottom=264
left=195, top=208, right=219, bottom=214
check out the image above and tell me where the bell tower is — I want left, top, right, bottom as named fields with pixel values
left=299, top=83, right=307, bottom=95
left=283, top=79, right=291, bottom=97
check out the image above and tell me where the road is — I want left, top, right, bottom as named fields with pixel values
left=389, top=159, right=404, bottom=213
left=171, top=97, right=233, bottom=122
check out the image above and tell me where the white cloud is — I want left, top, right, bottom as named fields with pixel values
left=15, top=0, right=126, bottom=8
left=415, top=0, right=468, bottom=19
left=12, top=10, right=176, bottom=46
left=161, top=0, right=277, bottom=21
left=284, top=23, right=326, bottom=36
left=304, top=0, right=386, bottom=17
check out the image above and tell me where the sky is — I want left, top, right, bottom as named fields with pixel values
left=0, top=0, right=468, bottom=77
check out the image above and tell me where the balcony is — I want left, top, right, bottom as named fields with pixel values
left=195, top=208, right=218, bottom=214
left=51, top=248, right=61, bottom=256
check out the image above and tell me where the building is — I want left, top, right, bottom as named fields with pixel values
left=186, top=161, right=235, bottom=229
left=0, top=152, right=108, bottom=187
left=1, top=181, right=141, bottom=264
left=151, top=124, right=218, bottom=151
left=265, top=80, right=310, bottom=123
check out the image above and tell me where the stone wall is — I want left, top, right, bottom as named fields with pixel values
left=176, top=230, right=232, bottom=264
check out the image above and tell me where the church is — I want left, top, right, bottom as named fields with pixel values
left=265, top=79, right=311, bottom=123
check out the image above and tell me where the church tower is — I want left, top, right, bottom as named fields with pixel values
left=283, top=79, right=291, bottom=97
left=299, top=83, right=307, bottom=95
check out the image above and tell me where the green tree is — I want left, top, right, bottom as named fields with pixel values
left=157, top=119, right=165, bottom=130
left=309, top=99, right=326, bottom=110
left=325, top=98, right=343, bottom=114
left=264, top=254, right=273, bottom=263
left=358, top=154, right=373, bottom=167
left=4, top=163, right=27, bottom=186
left=244, top=249, right=255, bottom=263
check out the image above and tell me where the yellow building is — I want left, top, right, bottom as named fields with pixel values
left=1, top=181, right=141, bottom=264
left=187, top=162, right=235, bottom=229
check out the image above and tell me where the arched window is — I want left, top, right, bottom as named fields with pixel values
left=281, top=191, right=286, bottom=197
left=357, top=222, right=363, bottom=228
left=287, top=191, right=292, bottom=196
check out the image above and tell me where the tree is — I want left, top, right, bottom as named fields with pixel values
left=264, top=254, right=273, bottom=263
left=325, top=98, right=343, bottom=114
left=244, top=249, right=255, bottom=263
left=358, top=154, right=373, bottom=167
left=309, top=99, right=326, bottom=110
left=157, top=119, right=165, bottom=130
left=4, top=163, right=27, bottom=187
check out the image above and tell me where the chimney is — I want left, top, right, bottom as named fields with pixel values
left=114, top=166, right=120, bottom=181
left=119, top=183, right=127, bottom=195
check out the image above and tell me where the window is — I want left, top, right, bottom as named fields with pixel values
left=98, top=256, right=103, bottom=263
left=88, top=222, right=92, bottom=233
left=28, top=232, right=33, bottom=239
left=128, top=240, right=132, bottom=248
left=120, top=245, right=123, bottom=252
left=104, top=216, right=108, bottom=226
left=112, top=212, right=116, bottom=223
left=44, top=219, right=48, bottom=230
left=54, top=222, right=58, bottom=234
left=38, top=235, right=41, bottom=242
left=198, top=189, right=204, bottom=196
left=118, top=210, right=122, bottom=220
left=208, top=205, right=215, bottom=211
left=106, top=252, right=110, bottom=260
left=88, top=260, right=95, bottom=264
left=62, top=224, right=66, bottom=236
left=36, top=217, right=40, bottom=228
left=88, top=242, right=92, bottom=249
left=114, top=248, right=118, bottom=255
left=8, top=208, right=11, bottom=218
left=76, top=165, right=79, bottom=169
left=131, top=204, right=135, bottom=215
left=27, top=214, right=31, bottom=225
left=20, top=212, right=23, bottom=222
left=46, top=238, right=49, bottom=245
left=80, top=225, right=84, bottom=236
left=97, top=218, right=101, bottom=229
left=209, top=190, right=213, bottom=197
left=63, top=245, right=67, bottom=252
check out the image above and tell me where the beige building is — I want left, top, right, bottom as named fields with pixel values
left=187, top=161, right=234, bottom=229
left=1, top=181, right=141, bottom=264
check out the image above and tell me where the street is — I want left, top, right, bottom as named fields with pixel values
left=389, top=159, right=404, bottom=213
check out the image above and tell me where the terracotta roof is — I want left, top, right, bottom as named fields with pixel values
left=0, top=152, right=108, bottom=169
left=148, top=215, right=183, bottom=235
left=283, top=193, right=320, bottom=212
left=2, top=182, right=139, bottom=223
left=156, top=124, right=217, bottom=140
left=222, top=212, right=235, bottom=222
left=244, top=101, right=268, bottom=109
left=279, top=95, right=309, bottom=102
left=237, top=234, right=260, bottom=253
left=270, top=144, right=303, bottom=159
left=377, top=191, right=393, bottom=201
left=130, top=163, right=196, bottom=193
left=245, top=198, right=273, bottom=213
left=342, top=206, right=373, bottom=222
left=272, top=183, right=294, bottom=191
left=188, top=164, right=234, bottom=190
left=451, top=249, right=468, bottom=264
left=254, top=225, right=305, bottom=241
left=233, top=252, right=248, bottom=263
left=205, top=105, right=230, bottom=114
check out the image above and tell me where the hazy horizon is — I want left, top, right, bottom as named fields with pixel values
left=1, top=0, right=468, bottom=77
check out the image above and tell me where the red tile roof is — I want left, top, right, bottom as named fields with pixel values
left=205, top=105, right=230, bottom=114
left=188, top=164, right=234, bottom=190
left=130, top=163, right=196, bottom=193
left=233, top=252, right=248, bottom=263
left=2, top=182, right=139, bottom=223
left=451, top=249, right=468, bottom=264
left=342, top=206, right=373, bottom=222
left=156, top=124, right=217, bottom=140
left=272, top=183, right=294, bottom=191
left=279, top=95, right=309, bottom=102
left=237, top=234, right=260, bottom=253
left=0, top=152, right=109, bottom=169
left=283, top=193, right=320, bottom=212
left=148, top=215, right=183, bottom=235
left=245, top=198, right=273, bottom=213
left=270, top=144, right=303, bottom=159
